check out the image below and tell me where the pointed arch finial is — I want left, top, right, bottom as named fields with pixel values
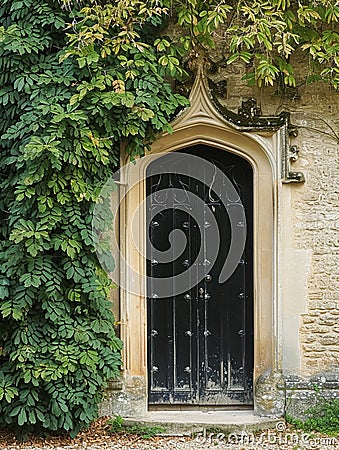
left=171, top=61, right=304, bottom=183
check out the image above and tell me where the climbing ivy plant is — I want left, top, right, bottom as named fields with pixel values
left=0, top=0, right=187, bottom=438
left=167, top=0, right=339, bottom=89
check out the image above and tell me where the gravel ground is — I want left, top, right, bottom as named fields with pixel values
left=0, top=418, right=338, bottom=450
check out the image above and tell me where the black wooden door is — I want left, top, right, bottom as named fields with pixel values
left=147, top=145, right=253, bottom=405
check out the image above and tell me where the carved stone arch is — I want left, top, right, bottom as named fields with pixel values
left=102, top=69, right=296, bottom=418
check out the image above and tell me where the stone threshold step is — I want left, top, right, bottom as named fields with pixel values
left=123, top=411, right=283, bottom=436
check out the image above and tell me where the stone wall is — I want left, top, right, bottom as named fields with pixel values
left=294, top=126, right=339, bottom=374
left=213, top=60, right=339, bottom=379
left=211, top=61, right=339, bottom=418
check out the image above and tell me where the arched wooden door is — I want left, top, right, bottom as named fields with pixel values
left=146, top=145, right=253, bottom=406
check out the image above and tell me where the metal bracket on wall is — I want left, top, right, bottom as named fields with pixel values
left=282, top=144, right=305, bottom=184
left=280, top=121, right=305, bottom=184
left=206, top=83, right=306, bottom=184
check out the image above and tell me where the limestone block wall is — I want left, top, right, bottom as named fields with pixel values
left=295, top=133, right=339, bottom=374
left=278, top=90, right=338, bottom=377
left=214, top=61, right=339, bottom=380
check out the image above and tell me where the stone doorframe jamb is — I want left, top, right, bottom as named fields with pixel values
left=117, top=72, right=285, bottom=417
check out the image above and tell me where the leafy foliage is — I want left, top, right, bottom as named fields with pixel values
left=222, top=0, right=339, bottom=88
left=287, top=397, right=339, bottom=435
left=0, top=0, right=187, bottom=438
left=107, top=415, right=165, bottom=439
left=147, top=0, right=339, bottom=89
left=61, top=1, right=339, bottom=91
